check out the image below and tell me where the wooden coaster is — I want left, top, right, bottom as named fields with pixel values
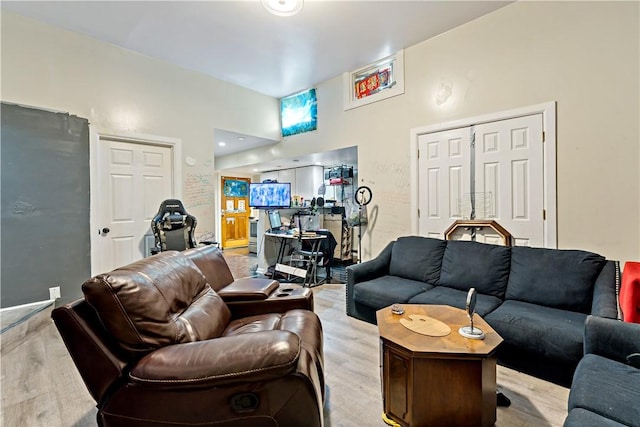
left=399, top=314, right=451, bottom=337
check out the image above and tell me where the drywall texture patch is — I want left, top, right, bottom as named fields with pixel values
left=1, top=103, right=91, bottom=307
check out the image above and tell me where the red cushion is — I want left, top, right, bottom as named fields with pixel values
left=620, top=262, right=640, bottom=323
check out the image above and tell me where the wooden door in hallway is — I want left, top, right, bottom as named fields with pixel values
left=221, top=177, right=250, bottom=249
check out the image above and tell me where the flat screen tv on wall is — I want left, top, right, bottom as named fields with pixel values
left=281, top=88, right=317, bottom=137
left=249, top=182, right=292, bottom=209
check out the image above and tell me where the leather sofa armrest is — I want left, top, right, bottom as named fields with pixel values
left=346, top=241, right=393, bottom=302
left=217, top=278, right=280, bottom=301
left=52, top=300, right=129, bottom=403
left=227, top=288, right=314, bottom=318
left=590, top=260, right=620, bottom=318
left=584, top=315, right=640, bottom=364
left=130, top=331, right=300, bottom=387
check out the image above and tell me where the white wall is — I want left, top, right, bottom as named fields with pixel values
left=219, top=1, right=640, bottom=264
left=3, top=2, right=639, bottom=264
left=1, top=11, right=279, bottom=234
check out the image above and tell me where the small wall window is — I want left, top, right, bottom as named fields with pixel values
left=343, top=50, right=405, bottom=110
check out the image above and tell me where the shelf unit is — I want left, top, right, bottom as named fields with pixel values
left=322, top=165, right=353, bottom=205
left=321, top=165, right=355, bottom=262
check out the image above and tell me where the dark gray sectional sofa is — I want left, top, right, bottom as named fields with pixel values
left=346, top=236, right=620, bottom=387
left=564, top=316, right=640, bottom=427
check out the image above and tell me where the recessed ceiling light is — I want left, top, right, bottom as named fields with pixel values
left=237, top=136, right=245, bottom=141
left=261, top=0, right=303, bottom=17
left=218, top=141, right=226, bottom=147
left=293, top=159, right=300, bottom=162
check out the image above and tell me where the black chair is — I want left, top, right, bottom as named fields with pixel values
left=150, top=199, right=197, bottom=253
left=316, top=229, right=337, bottom=280
left=289, top=230, right=337, bottom=286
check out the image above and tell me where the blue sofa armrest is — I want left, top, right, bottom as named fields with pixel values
left=590, top=260, right=621, bottom=318
left=584, top=315, right=640, bottom=365
left=346, top=241, right=393, bottom=286
left=345, top=241, right=394, bottom=319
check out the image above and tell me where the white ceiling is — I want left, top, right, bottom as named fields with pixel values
left=2, top=0, right=511, bottom=167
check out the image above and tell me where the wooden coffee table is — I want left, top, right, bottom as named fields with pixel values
left=376, top=304, right=503, bottom=427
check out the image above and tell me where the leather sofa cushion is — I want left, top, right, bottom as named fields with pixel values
left=354, top=276, right=432, bottom=310
left=439, top=240, right=511, bottom=298
left=183, top=245, right=235, bottom=291
left=485, top=300, right=586, bottom=364
left=83, top=252, right=231, bottom=355
left=568, top=354, right=640, bottom=427
left=388, top=236, right=446, bottom=284
left=408, top=286, right=502, bottom=317
left=506, top=246, right=605, bottom=313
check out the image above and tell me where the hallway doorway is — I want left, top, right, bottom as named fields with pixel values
left=220, top=177, right=250, bottom=249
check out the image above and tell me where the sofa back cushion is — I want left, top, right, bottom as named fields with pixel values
left=506, top=246, right=606, bottom=313
left=184, top=245, right=234, bottom=291
left=439, top=240, right=511, bottom=298
left=83, top=251, right=231, bottom=356
left=388, top=236, right=446, bottom=284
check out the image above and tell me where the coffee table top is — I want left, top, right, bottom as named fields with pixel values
left=376, top=304, right=503, bottom=357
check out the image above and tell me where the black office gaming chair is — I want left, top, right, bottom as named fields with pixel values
left=150, top=199, right=197, bottom=253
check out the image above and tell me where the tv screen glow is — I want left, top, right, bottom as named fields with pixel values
left=281, top=88, right=317, bottom=137
left=249, top=183, right=291, bottom=209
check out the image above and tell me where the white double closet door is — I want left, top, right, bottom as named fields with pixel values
left=418, top=114, right=544, bottom=247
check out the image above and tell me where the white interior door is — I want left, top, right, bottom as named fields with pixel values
left=97, top=139, right=173, bottom=273
left=474, top=114, right=544, bottom=246
left=418, top=114, right=544, bottom=246
left=418, top=127, right=471, bottom=238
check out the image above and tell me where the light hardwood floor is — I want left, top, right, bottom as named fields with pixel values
left=1, top=250, right=569, bottom=427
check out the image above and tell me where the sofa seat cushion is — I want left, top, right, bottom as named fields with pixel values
left=439, top=240, right=511, bottom=298
left=388, top=236, right=446, bottom=284
left=353, top=276, right=433, bottom=310
left=506, top=246, right=606, bottom=313
left=568, top=354, right=640, bottom=427
left=408, top=287, right=502, bottom=317
left=484, top=300, right=586, bottom=364
left=224, top=309, right=323, bottom=355
left=223, top=309, right=325, bottom=396
left=564, top=408, right=630, bottom=427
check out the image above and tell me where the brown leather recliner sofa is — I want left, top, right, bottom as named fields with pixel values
left=52, top=246, right=324, bottom=427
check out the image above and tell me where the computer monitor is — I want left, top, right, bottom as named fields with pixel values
left=268, top=210, right=282, bottom=231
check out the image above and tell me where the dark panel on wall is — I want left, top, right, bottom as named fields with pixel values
left=1, top=103, right=90, bottom=308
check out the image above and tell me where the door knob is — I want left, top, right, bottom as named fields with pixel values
left=101, top=227, right=110, bottom=235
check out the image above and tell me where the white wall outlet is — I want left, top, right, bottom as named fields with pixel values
left=49, top=286, right=61, bottom=300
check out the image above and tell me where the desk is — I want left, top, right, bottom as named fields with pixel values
left=264, top=232, right=327, bottom=287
